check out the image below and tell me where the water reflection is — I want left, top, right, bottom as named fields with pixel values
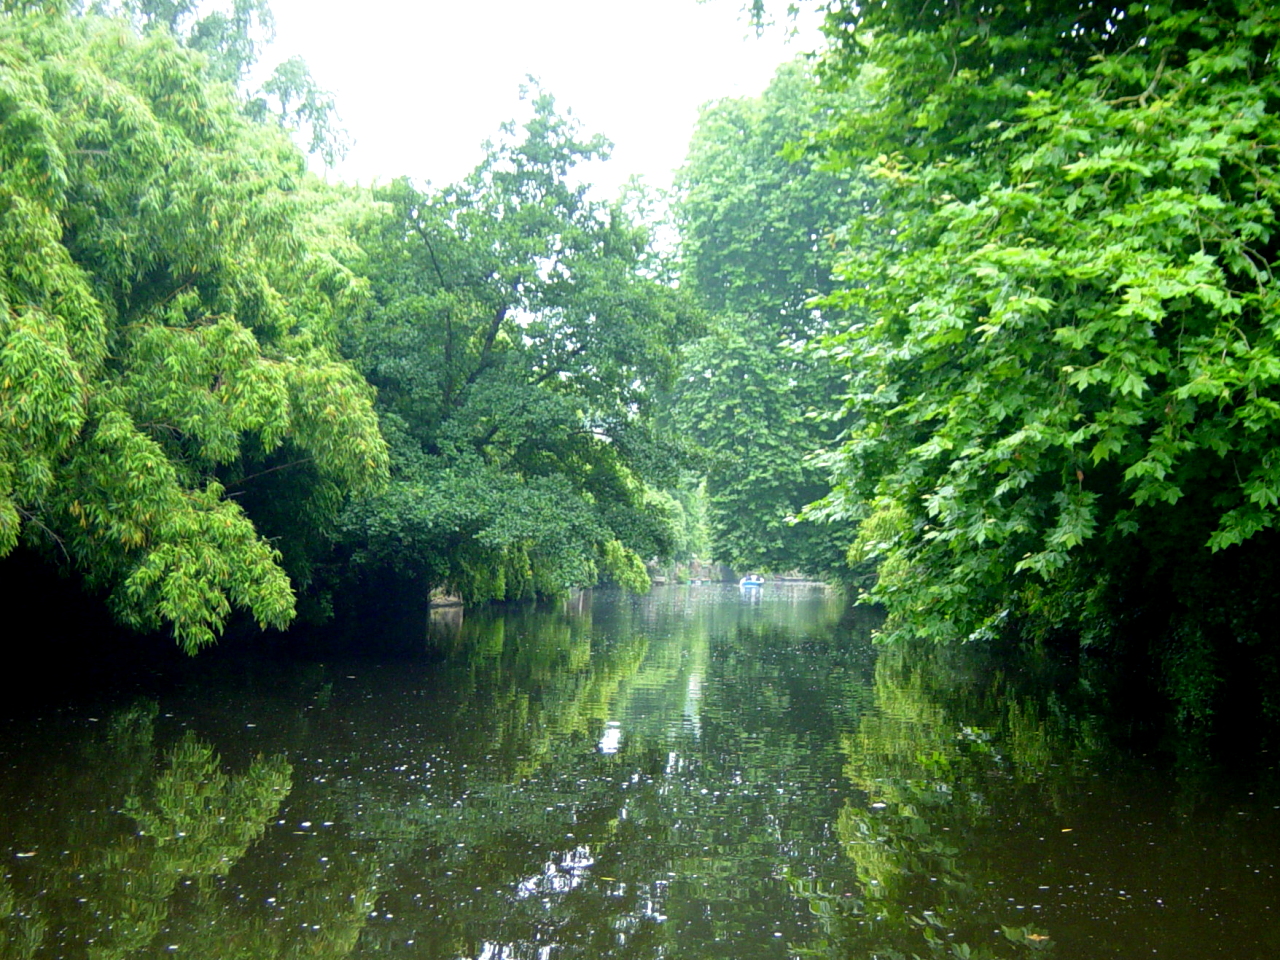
left=1, top=586, right=1278, bottom=958
left=826, top=642, right=1280, bottom=959
left=0, top=702, right=293, bottom=959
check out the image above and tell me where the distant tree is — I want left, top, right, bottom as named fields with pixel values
left=245, top=54, right=348, bottom=166
left=334, top=90, right=699, bottom=607
left=671, top=59, right=861, bottom=578
left=673, top=330, right=848, bottom=577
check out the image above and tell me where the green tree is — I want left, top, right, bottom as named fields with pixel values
left=245, top=53, right=348, bottom=165
left=334, top=90, right=697, bottom=607
left=116, top=0, right=275, bottom=84
left=0, top=7, right=387, bottom=650
left=89, top=0, right=347, bottom=162
left=673, top=330, right=846, bottom=576
left=810, top=0, right=1280, bottom=718
left=672, top=59, right=859, bottom=578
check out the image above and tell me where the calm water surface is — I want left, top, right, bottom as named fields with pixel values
left=2, top=585, right=1279, bottom=958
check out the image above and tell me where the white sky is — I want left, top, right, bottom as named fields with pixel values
left=257, top=0, right=823, bottom=197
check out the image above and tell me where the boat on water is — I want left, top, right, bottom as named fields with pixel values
left=739, top=575, right=765, bottom=588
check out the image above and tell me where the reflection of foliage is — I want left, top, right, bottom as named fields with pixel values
left=124, top=731, right=291, bottom=876
left=156, top=847, right=379, bottom=960
left=839, top=650, right=971, bottom=927
left=18, top=592, right=1264, bottom=959
left=0, top=878, right=43, bottom=960
left=2, top=702, right=293, bottom=959
left=828, top=644, right=1093, bottom=959
left=430, top=603, right=651, bottom=781
left=312, top=587, right=873, bottom=958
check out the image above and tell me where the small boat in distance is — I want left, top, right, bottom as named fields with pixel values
left=739, top=574, right=765, bottom=588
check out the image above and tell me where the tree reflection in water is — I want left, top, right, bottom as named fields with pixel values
left=0, top=702, right=296, bottom=959
left=1, top=588, right=1278, bottom=958
left=828, top=643, right=1076, bottom=958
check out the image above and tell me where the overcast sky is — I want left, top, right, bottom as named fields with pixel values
left=256, top=0, right=823, bottom=197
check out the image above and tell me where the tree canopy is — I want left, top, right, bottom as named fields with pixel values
left=0, top=3, right=701, bottom=650
left=0, top=6, right=386, bottom=650
left=671, top=59, right=858, bottom=579
left=806, top=0, right=1280, bottom=719
left=331, top=91, right=698, bottom=608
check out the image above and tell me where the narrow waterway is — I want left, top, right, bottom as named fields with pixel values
left=1, top=584, right=1278, bottom=958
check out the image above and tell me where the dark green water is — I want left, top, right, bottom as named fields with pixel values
left=2, top=584, right=1279, bottom=959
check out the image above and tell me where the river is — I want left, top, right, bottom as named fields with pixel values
left=1, top=584, right=1278, bottom=958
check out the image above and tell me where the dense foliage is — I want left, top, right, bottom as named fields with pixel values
left=807, top=0, right=1280, bottom=719
left=0, top=1, right=708, bottom=647
left=331, top=92, right=697, bottom=608
left=0, top=6, right=387, bottom=650
left=671, top=60, right=857, bottom=578
left=18, top=0, right=1280, bottom=716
